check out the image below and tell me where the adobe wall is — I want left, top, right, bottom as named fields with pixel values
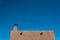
left=10, top=24, right=55, bottom=40
left=10, top=31, right=55, bottom=40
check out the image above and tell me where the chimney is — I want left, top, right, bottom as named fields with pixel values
left=13, top=24, right=18, bottom=31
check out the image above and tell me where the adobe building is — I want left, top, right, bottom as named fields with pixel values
left=10, top=24, right=55, bottom=40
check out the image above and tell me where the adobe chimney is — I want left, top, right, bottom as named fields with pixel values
left=13, top=24, right=18, bottom=31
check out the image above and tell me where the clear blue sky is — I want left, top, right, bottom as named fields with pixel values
left=0, top=0, right=60, bottom=40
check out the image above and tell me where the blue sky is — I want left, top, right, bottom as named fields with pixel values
left=0, top=0, right=60, bottom=40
